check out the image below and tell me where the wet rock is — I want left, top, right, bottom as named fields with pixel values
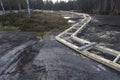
left=0, top=40, right=36, bottom=75
left=0, top=31, right=39, bottom=80
left=78, top=15, right=120, bottom=51
left=32, top=32, right=120, bottom=80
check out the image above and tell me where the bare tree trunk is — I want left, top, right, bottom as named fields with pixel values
left=18, top=0, right=22, bottom=12
left=26, top=0, right=31, bottom=18
left=0, top=0, right=6, bottom=15
left=8, top=0, right=12, bottom=13
left=114, top=0, right=120, bottom=13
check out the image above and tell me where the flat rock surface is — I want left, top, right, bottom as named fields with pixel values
left=0, top=31, right=37, bottom=56
left=0, top=30, right=120, bottom=80
left=32, top=30, right=120, bottom=80
left=0, top=31, right=37, bottom=45
left=0, top=31, right=38, bottom=80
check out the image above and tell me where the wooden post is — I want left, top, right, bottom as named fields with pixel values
left=113, top=55, right=120, bottom=63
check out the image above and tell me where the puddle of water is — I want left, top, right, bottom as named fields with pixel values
left=64, top=17, right=70, bottom=19
left=98, top=64, right=106, bottom=71
left=68, top=20, right=76, bottom=24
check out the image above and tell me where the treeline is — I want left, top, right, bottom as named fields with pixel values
left=1, top=0, right=120, bottom=15
left=43, top=0, right=120, bottom=15
left=2, top=0, right=26, bottom=10
left=1, top=0, right=43, bottom=10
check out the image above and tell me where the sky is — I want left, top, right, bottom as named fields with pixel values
left=44, top=0, right=69, bottom=3
left=52, top=0, right=69, bottom=3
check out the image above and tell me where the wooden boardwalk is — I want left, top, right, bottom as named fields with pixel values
left=55, top=11, right=120, bottom=72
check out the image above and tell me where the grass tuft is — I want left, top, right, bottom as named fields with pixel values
left=0, top=12, right=69, bottom=36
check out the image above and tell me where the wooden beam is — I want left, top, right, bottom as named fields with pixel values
left=113, top=55, right=120, bottom=63
left=78, top=42, right=97, bottom=51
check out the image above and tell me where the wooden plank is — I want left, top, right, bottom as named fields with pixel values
left=78, top=42, right=96, bottom=51
left=113, top=55, right=120, bottom=63
left=71, top=36, right=120, bottom=56
left=57, top=13, right=85, bottom=37
left=72, top=15, right=91, bottom=36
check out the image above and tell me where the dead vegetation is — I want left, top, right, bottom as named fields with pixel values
left=0, top=12, right=69, bottom=36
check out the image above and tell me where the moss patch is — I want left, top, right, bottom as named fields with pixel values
left=0, top=26, right=19, bottom=31
left=0, top=12, right=69, bottom=36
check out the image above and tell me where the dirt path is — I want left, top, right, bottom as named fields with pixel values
left=32, top=30, right=120, bottom=80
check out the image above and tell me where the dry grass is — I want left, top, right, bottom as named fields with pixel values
left=0, top=12, right=69, bottom=36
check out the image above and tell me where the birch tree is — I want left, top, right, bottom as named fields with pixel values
left=26, top=0, right=31, bottom=18
left=0, top=0, right=6, bottom=15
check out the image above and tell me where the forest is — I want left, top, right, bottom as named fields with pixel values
left=1, top=0, right=120, bottom=15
